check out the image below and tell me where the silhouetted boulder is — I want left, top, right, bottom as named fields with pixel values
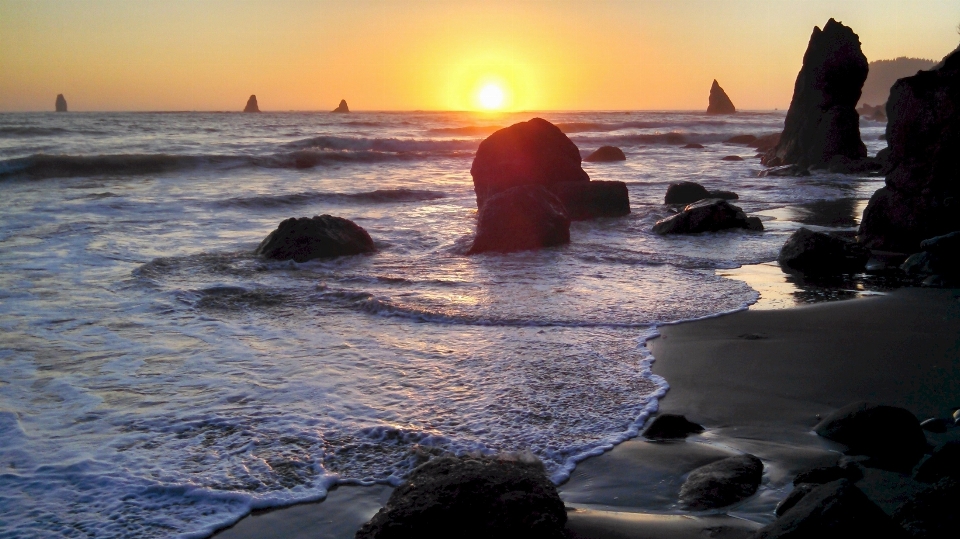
left=469, top=185, right=570, bottom=254
left=664, top=181, right=738, bottom=205
left=583, top=146, right=626, bottom=162
left=333, top=99, right=350, bottom=113
left=814, top=401, right=927, bottom=471
left=653, top=199, right=762, bottom=234
left=762, top=19, right=868, bottom=170
left=55, top=94, right=67, bottom=112
left=722, top=155, right=744, bottom=161
left=778, top=228, right=870, bottom=275
left=548, top=181, right=630, bottom=220
left=894, top=478, right=960, bottom=539
left=901, top=231, right=960, bottom=281
left=914, top=441, right=960, bottom=483
left=255, top=215, right=375, bottom=262
left=243, top=95, right=260, bottom=113
left=859, top=46, right=960, bottom=251
left=707, top=80, right=737, bottom=114
left=679, top=454, right=763, bottom=509
left=355, top=455, right=567, bottom=539
left=642, top=414, right=705, bottom=440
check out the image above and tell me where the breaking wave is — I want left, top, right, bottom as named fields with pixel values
left=214, top=189, right=447, bottom=209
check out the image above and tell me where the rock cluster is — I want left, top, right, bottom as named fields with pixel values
left=243, top=95, right=260, bottom=113
left=858, top=102, right=887, bottom=121
left=707, top=80, right=737, bottom=114
left=900, top=231, right=960, bottom=286
left=333, top=99, right=350, bottom=113
left=55, top=94, right=67, bottom=112
left=778, top=227, right=870, bottom=276
left=653, top=199, right=762, bottom=235
left=255, top=215, right=375, bottom=262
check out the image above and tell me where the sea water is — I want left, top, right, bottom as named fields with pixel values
left=0, top=111, right=886, bottom=537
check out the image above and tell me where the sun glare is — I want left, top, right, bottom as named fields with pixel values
left=478, top=84, right=505, bottom=110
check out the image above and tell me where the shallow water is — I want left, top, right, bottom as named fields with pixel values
left=0, top=111, right=887, bottom=537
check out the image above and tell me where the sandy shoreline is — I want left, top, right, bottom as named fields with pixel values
left=213, top=286, right=960, bottom=539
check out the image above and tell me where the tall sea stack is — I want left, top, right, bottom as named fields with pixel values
left=55, top=94, right=67, bottom=112
left=243, top=95, right=260, bottom=113
left=762, top=19, right=868, bottom=169
left=858, top=46, right=960, bottom=252
left=333, top=99, right=350, bottom=113
left=707, top=80, right=736, bottom=114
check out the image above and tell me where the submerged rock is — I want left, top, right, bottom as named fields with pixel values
left=243, top=95, right=260, bottom=113
left=333, top=99, right=350, bottom=113
left=679, top=454, right=763, bottom=509
left=355, top=455, right=567, bottom=539
left=255, top=215, right=375, bottom=262
left=778, top=228, right=870, bottom=275
left=707, top=80, right=737, bottom=114
left=55, top=94, right=67, bottom=112
left=814, top=401, right=927, bottom=471
left=470, top=118, right=589, bottom=209
left=663, top=181, right=738, bottom=205
left=642, top=414, right=705, bottom=440
left=583, top=146, right=626, bottom=162
left=683, top=143, right=705, bottom=149
left=762, top=19, right=868, bottom=170
left=469, top=185, right=570, bottom=254
left=653, top=199, right=761, bottom=235
left=722, top=155, right=744, bottom=161
left=548, top=180, right=630, bottom=221
left=894, top=477, right=960, bottom=539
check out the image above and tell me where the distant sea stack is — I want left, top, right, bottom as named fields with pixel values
left=243, top=95, right=260, bottom=113
left=332, top=99, right=350, bottom=113
left=707, top=80, right=736, bottom=114
left=762, top=19, right=868, bottom=169
left=55, top=94, right=67, bottom=112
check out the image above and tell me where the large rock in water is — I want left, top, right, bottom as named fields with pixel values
left=333, top=99, right=350, bottom=113
left=664, top=181, right=738, bottom=205
left=255, top=215, right=375, bottom=262
left=583, top=146, right=626, bottom=162
left=778, top=227, right=870, bottom=275
left=55, top=94, right=67, bottom=112
left=679, top=454, right=764, bottom=509
left=470, top=118, right=590, bottom=208
left=707, top=80, right=736, bottom=114
left=653, top=199, right=762, bottom=235
left=762, top=19, right=868, bottom=169
left=469, top=185, right=570, bottom=254
left=243, top=95, right=260, bottom=113
left=814, top=401, right=927, bottom=471
left=548, top=181, right=630, bottom=220
left=355, top=455, right=567, bottom=539
left=858, top=46, right=960, bottom=252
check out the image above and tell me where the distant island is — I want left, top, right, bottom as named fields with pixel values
left=859, top=57, right=937, bottom=107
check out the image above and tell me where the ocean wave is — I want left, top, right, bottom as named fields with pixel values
left=285, top=135, right=479, bottom=153
left=214, top=188, right=447, bottom=209
left=0, top=126, right=72, bottom=137
left=557, top=120, right=724, bottom=133
left=426, top=125, right=503, bottom=136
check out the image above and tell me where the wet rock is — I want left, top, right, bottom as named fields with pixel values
left=901, top=231, right=960, bottom=281
left=470, top=118, right=589, bottom=209
left=653, top=199, right=761, bottom=235
left=758, top=165, right=809, bottom=177
left=761, top=19, right=868, bottom=169
left=722, top=155, right=745, bottom=161
left=333, top=99, right=350, bottom=113
left=775, top=483, right=816, bottom=517
left=243, top=95, right=260, bottom=113
left=793, top=463, right=863, bottom=486
left=814, top=401, right=927, bottom=471
left=642, top=414, right=705, bottom=440
left=355, top=455, right=567, bottom=539
left=583, top=146, right=626, bottom=162
left=753, top=132, right=782, bottom=154
left=826, top=155, right=883, bottom=174
left=683, top=143, right=705, bottom=149
left=55, top=94, right=67, bottom=112
left=707, top=80, right=737, bottom=114
left=894, top=477, right=960, bottom=539
left=756, top=479, right=907, bottom=539
left=468, top=185, right=570, bottom=254
left=859, top=45, right=960, bottom=252
left=777, top=228, right=870, bottom=275
left=914, top=441, right=960, bottom=483
left=548, top=181, right=630, bottom=221
left=663, top=181, right=738, bottom=205
left=255, top=215, right=375, bottom=262
left=725, top=135, right=757, bottom=145
left=920, top=417, right=951, bottom=433
left=679, top=454, right=763, bottom=510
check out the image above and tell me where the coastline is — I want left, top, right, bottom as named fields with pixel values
left=213, top=286, right=960, bottom=539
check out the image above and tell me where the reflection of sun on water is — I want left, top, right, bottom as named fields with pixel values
left=477, top=83, right=505, bottom=110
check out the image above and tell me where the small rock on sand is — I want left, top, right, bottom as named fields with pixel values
left=679, top=454, right=763, bottom=509
left=642, top=414, right=705, bottom=440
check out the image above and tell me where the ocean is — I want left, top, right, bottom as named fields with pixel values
left=0, top=110, right=887, bottom=538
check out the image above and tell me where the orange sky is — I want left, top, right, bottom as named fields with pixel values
left=1, top=0, right=958, bottom=111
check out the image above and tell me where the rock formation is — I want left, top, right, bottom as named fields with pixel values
left=243, top=95, right=260, bottom=113
left=778, top=228, right=870, bottom=276
left=707, top=80, right=736, bottom=114
left=663, top=181, right=738, bottom=205
left=860, top=57, right=937, bottom=108
left=858, top=45, right=960, bottom=252
left=255, top=215, right=375, bottom=262
left=468, top=185, right=570, bottom=254
left=55, top=94, right=67, bottom=112
left=652, top=199, right=762, bottom=234
left=583, top=146, right=626, bottom=162
left=762, top=19, right=868, bottom=170
left=333, top=99, right=349, bottom=113
left=548, top=181, right=630, bottom=221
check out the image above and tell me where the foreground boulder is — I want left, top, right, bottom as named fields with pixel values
left=642, top=414, right=705, bottom=440
left=901, top=231, right=960, bottom=283
left=914, top=441, right=960, bottom=483
left=469, top=185, right=570, bottom=254
left=707, top=80, right=737, bottom=114
left=814, top=402, right=927, bottom=470
left=859, top=46, right=960, bottom=251
left=470, top=118, right=589, bottom=208
left=355, top=455, right=567, bottom=539
left=55, top=94, right=67, bottom=112
left=778, top=228, right=870, bottom=275
left=894, top=478, right=960, bottom=538
left=664, top=181, right=738, bottom=205
left=679, top=454, right=763, bottom=509
left=762, top=19, right=868, bottom=169
left=243, top=95, right=260, bottom=113
left=653, top=199, right=762, bottom=235
left=333, top=99, right=350, bottom=113
left=548, top=181, right=630, bottom=220
left=583, top=146, right=626, bottom=162
left=255, top=215, right=375, bottom=262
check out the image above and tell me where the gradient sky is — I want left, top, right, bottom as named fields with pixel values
left=2, top=0, right=958, bottom=111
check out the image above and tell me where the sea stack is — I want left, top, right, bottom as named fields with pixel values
left=762, top=19, right=868, bottom=169
left=332, top=99, right=350, bottom=113
left=55, top=94, right=67, bottom=112
left=243, top=95, right=260, bottom=113
left=858, top=45, right=960, bottom=252
left=707, top=80, right=736, bottom=114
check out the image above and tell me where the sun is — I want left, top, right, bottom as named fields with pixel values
left=477, top=83, right=505, bottom=110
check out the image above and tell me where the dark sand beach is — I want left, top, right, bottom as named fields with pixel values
left=214, top=284, right=960, bottom=539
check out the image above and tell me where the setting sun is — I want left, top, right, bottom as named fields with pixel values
left=478, top=83, right=505, bottom=110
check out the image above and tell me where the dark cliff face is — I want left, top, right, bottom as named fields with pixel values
left=243, top=95, right=260, bottom=113
left=55, top=94, right=67, bottom=112
left=764, top=19, right=868, bottom=169
left=859, top=45, right=960, bottom=251
left=707, top=80, right=736, bottom=114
